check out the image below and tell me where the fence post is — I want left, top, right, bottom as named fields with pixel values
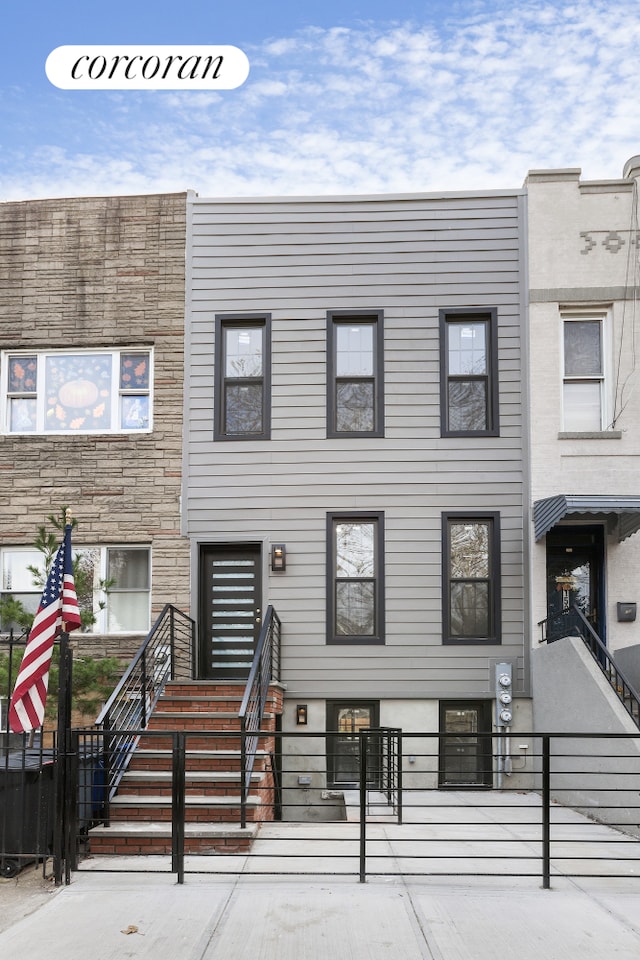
left=171, top=731, right=185, bottom=883
left=359, top=731, right=367, bottom=882
left=102, top=715, right=112, bottom=826
left=397, top=731, right=403, bottom=826
left=542, top=734, right=551, bottom=889
left=141, top=653, right=148, bottom=730
left=66, top=730, right=79, bottom=873
left=53, top=632, right=73, bottom=886
left=169, top=606, right=176, bottom=681
left=240, top=720, right=247, bottom=829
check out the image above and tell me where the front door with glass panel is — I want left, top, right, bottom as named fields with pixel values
left=199, top=545, right=261, bottom=680
left=546, top=527, right=604, bottom=643
left=327, top=701, right=380, bottom=788
left=439, top=701, right=492, bottom=788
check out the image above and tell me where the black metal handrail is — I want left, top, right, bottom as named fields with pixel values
left=95, top=604, right=195, bottom=799
left=364, top=727, right=403, bottom=821
left=239, top=605, right=281, bottom=826
left=539, top=604, right=640, bottom=729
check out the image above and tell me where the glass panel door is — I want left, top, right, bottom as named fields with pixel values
left=327, top=701, right=380, bottom=787
left=439, top=701, right=492, bottom=787
left=199, top=545, right=261, bottom=680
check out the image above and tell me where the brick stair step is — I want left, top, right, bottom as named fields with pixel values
left=137, top=735, right=274, bottom=751
left=127, top=749, right=265, bottom=771
left=119, top=770, right=264, bottom=797
left=88, top=821, right=257, bottom=855
left=122, top=770, right=262, bottom=783
left=108, top=795, right=263, bottom=821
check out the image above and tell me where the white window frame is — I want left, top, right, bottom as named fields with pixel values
left=561, top=312, right=609, bottom=432
left=1, top=347, right=153, bottom=435
left=0, top=545, right=151, bottom=635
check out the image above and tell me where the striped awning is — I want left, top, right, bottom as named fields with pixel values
left=533, top=495, right=640, bottom=542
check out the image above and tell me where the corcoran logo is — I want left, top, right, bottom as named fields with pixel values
left=46, top=45, right=250, bottom=90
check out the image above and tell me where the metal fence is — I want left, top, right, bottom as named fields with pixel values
left=56, top=728, right=640, bottom=887
left=0, top=633, right=53, bottom=878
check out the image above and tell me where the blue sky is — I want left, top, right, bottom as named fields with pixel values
left=2, top=0, right=640, bottom=200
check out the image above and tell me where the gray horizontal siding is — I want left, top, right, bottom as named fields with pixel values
left=185, top=190, right=528, bottom=699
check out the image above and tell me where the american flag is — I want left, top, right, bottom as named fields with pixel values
left=9, top=524, right=82, bottom=733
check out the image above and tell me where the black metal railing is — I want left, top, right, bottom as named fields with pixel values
left=95, top=605, right=195, bottom=801
left=539, top=604, right=640, bottom=729
left=362, top=727, right=402, bottom=821
left=1, top=631, right=56, bottom=879
left=239, top=605, right=281, bottom=827
left=68, top=729, right=640, bottom=887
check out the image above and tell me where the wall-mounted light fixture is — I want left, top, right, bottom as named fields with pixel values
left=296, top=704, right=308, bottom=725
left=271, top=543, right=286, bottom=571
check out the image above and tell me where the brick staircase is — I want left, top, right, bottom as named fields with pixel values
left=88, top=681, right=284, bottom=856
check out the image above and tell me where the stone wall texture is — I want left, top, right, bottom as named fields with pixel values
left=0, top=193, right=191, bottom=660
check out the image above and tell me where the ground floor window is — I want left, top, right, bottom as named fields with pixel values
left=0, top=545, right=150, bottom=634
left=439, top=700, right=493, bottom=788
left=326, top=700, right=380, bottom=787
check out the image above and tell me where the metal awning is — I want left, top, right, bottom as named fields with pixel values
left=533, top=495, right=640, bottom=542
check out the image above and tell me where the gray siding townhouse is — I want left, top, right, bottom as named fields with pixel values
left=184, top=187, right=531, bottom=795
left=0, top=193, right=190, bottom=664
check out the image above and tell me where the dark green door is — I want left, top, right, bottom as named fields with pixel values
left=199, top=545, right=261, bottom=680
left=546, top=527, right=605, bottom=642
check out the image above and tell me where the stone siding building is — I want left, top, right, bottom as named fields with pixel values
left=0, top=193, right=190, bottom=660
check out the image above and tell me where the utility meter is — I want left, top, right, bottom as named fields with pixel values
left=495, top=662, right=513, bottom=727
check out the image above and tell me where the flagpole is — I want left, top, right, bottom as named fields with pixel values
left=53, top=629, right=72, bottom=885
left=54, top=509, right=75, bottom=885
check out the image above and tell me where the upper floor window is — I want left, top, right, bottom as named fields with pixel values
left=215, top=314, right=271, bottom=440
left=562, top=316, right=605, bottom=431
left=440, top=310, right=499, bottom=436
left=327, top=312, right=384, bottom=438
left=2, top=349, right=152, bottom=435
left=442, top=513, right=501, bottom=644
left=327, top=512, right=385, bottom=644
left=0, top=545, right=150, bottom=635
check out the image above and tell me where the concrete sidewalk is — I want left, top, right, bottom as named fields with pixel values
left=2, top=791, right=640, bottom=958
left=1, top=865, right=640, bottom=959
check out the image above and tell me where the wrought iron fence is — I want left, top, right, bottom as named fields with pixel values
left=0, top=632, right=54, bottom=878
left=61, top=729, right=640, bottom=888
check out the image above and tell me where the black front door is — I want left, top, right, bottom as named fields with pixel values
left=546, top=526, right=605, bottom=643
left=199, top=544, right=261, bottom=680
left=326, top=701, right=380, bottom=788
left=439, top=701, right=493, bottom=788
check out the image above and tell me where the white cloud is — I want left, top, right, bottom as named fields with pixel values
left=1, top=0, right=640, bottom=201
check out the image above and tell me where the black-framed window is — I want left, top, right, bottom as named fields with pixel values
left=327, top=311, right=384, bottom=438
left=326, top=700, right=380, bottom=787
left=442, top=512, right=501, bottom=644
left=327, top=512, right=384, bottom=644
left=214, top=314, right=271, bottom=440
left=440, top=309, right=499, bottom=436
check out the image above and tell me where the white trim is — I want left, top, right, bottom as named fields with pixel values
left=1, top=346, right=154, bottom=435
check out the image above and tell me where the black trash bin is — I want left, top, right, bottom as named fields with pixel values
left=76, top=746, right=106, bottom=831
left=0, top=750, right=55, bottom=877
